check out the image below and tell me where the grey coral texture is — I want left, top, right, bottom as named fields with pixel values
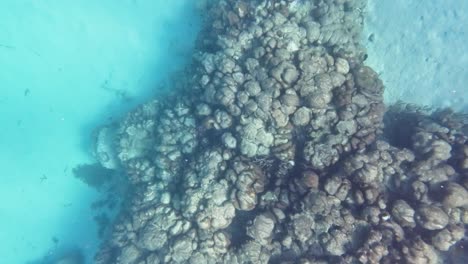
left=94, top=0, right=468, bottom=263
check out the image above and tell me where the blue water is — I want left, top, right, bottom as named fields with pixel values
left=1, top=0, right=466, bottom=263
left=0, top=1, right=200, bottom=263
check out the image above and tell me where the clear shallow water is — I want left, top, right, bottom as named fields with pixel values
left=0, top=1, right=200, bottom=263
left=0, top=0, right=466, bottom=264
left=364, top=0, right=468, bottom=111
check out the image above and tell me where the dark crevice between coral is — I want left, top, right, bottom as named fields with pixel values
left=226, top=210, right=257, bottom=249
left=269, top=249, right=301, bottom=264
left=382, top=111, right=418, bottom=149
left=350, top=224, right=372, bottom=249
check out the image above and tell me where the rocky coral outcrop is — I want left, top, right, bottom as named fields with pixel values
left=94, top=1, right=468, bottom=263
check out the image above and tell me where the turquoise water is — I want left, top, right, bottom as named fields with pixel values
left=1, top=1, right=466, bottom=263
left=364, top=0, right=468, bottom=111
left=0, top=1, right=200, bottom=263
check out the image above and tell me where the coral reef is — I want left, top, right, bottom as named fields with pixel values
left=94, top=0, right=468, bottom=263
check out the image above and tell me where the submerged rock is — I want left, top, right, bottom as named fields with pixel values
left=93, top=1, right=468, bottom=263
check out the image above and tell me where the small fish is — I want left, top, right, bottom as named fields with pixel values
left=63, top=203, right=72, bottom=207
left=29, top=48, right=41, bottom=57
left=0, top=44, right=15, bottom=49
left=24, top=89, right=30, bottom=96
left=40, top=174, right=47, bottom=182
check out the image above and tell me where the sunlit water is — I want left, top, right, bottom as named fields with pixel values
left=0, top=1, right=200, bottom=263
left=0, top=0, right=466, bottom=263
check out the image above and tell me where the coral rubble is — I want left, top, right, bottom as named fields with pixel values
left=94, top=0, right=468, bottom=263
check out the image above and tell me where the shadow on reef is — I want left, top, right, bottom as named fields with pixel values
left=383, top=102, right=468, bottom=149
left=73, top=163, right=115, bottom=191
left=26, top=247, right=84, bottom=264
left=72, top=162, right=129, bottom=239
left=383, top=102, right=427, bottom=149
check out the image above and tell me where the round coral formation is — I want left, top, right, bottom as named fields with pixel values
left=94, top=1, right=468, bottom=263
